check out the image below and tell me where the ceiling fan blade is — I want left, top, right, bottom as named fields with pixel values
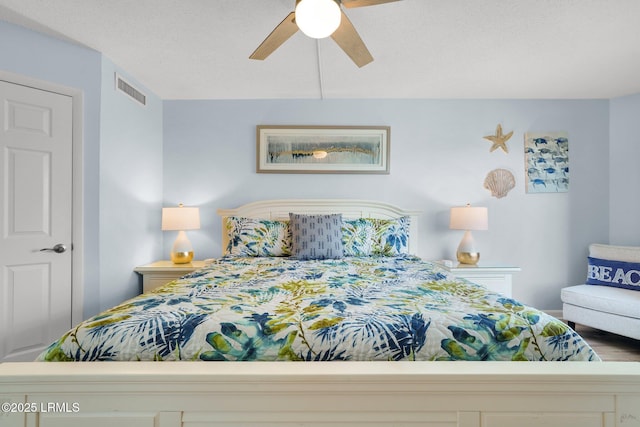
left=331, top=10, right=373, bottom=67
left=249, top=12, right=298, bottom=60
left=341, top=0, right=401, bottom=8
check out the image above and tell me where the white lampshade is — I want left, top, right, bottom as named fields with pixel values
left=162, top=204, right=200, bottom=264
left=162, top=205, right=200, bottom=231
left=449, top=205, right=488, bottom=231
left=295, top=0, right=341, bottom=39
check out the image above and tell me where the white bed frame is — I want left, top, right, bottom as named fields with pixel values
left=1, top=200, right=639, bottom=427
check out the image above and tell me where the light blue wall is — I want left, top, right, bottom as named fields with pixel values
left=1, top=20, right=163, bottom=316
left=609, top=93, right=640, bottom=245
left=163, top=99, right=610, bottom=309
left=0, top=19, right=102, bottom=316
left=4, top=18, right=634, bottom=313
left=99, top=58, right=163, bottom=310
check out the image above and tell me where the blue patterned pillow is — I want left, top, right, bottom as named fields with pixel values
left=289, top=213, right=344, bottom=260
left=370, top=216, right=411, bottom=256
left=342, top=218, right=374, bottom=256
left=225, top=217, right=290, bottom=257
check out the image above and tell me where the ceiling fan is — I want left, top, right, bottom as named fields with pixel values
left=249, top=0, right=401, bottom=68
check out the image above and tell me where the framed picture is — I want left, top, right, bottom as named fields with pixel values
left=256, top=125, right=390, bottom=174
left=524, top=131, right=569, bottom=193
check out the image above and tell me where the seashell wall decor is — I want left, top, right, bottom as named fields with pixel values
left=484, top=168, right=516, bottom=198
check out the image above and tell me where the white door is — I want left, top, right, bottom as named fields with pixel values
left=0, top=80, right=73, bottom=362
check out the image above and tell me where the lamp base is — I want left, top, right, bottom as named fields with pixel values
left=170, top=230, right=194, bottom=264
left=456, top=230, right=480, bottom=265
left=457, top=251, right=480, bottom=265
left=171, top=251, right=194, bottom=264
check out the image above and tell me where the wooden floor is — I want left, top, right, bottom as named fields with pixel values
left=573, top=324, right=640, bottom=361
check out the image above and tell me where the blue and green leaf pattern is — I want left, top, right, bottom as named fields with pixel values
left=370, top=217, right=411, bottom=256
left=342, top=219, right=375, bottom=256
left=37, top=256, right=599, bottom=362
left=225, top=217, right=291, bottom=257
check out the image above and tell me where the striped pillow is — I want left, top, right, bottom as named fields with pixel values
left=289, top=213, right=344, bottom=260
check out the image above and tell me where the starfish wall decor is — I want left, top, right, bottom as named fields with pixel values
left=483, top=124, right=513, bottom=153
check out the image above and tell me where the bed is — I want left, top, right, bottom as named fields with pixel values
left=1, top=199, right=638, bottom=427
left=35, top=199, right=596, bottom=363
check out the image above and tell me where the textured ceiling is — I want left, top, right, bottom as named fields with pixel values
left=1, top=0, right=639, bottom=100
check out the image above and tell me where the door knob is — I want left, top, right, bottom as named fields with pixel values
left=40, top=244, right=67, bottom=253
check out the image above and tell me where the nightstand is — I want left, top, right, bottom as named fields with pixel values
left=437, top=263, right=521, bottom=297
left=134, top=260, right=207, bottom=293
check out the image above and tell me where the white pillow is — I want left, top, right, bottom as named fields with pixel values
left=589, top=243, right=640, bottom=263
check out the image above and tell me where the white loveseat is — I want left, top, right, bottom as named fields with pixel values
left=561, top=243, right=640, bottom=340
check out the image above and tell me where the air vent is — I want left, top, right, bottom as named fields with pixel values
left=115, top=73, right=146, bottom=106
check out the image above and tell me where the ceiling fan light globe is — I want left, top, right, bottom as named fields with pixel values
left=295, top=0, right=341, bottom=39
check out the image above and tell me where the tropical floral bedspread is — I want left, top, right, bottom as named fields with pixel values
left=38, top=256, right=599, bottom=362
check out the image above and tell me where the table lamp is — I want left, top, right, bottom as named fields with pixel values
left=449, top=204, right=488, bottom=265
left=162, top=204, right=200, bottom=264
